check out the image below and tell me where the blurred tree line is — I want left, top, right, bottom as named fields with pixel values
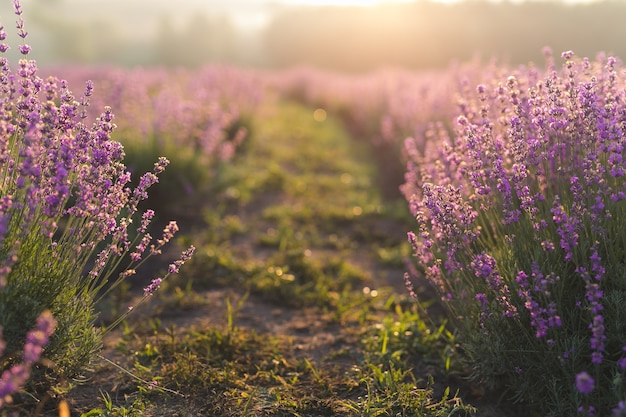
left=10, top=1, right=626, bottom=71
left=24, top=9, right=242, bottom=67
left=264, top=1, right=626, bottom=72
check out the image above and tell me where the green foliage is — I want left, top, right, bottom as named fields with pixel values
left=79, top=391, right=148, bottom=417
left=250, top=248, right=369, bottom=308
left=120, top=135, right=212, bottom=220
left=0, top=247, right=101, bottom=380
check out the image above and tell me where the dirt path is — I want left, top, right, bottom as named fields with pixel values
left=143, top=96, right=416, bottom=367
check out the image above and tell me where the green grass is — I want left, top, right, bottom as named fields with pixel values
left=85, top=291, right=474, bottom=417
left=180, top=100, right=416, bottom=308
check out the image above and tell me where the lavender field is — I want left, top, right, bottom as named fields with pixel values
left=1, top=1, right=626, bottom=417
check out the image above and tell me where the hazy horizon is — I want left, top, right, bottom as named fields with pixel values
left=0, top=0, right=621, bottom=72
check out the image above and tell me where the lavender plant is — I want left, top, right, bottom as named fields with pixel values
left=0, top=1, right=194, bottom=404
left=46, top=65, right=261, bottom=217
left=403, top=49, right=626, bottom=416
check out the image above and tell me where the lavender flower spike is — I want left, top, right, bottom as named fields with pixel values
left=0, top=311, right=56, bottom=407
left=575, top=371, right=595, bottom=395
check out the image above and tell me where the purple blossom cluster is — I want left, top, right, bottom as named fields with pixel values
left=144, top=240, right=196, bottom=296
left=48, top=64, right=263, bottom=166
left=515, top=265, right=561, bottom=339
left=403, top=48, right=625, bottom=412
left=0, top=0, right=194, bottom=399
left=471, top=253, right=517, bottom=318
left=0, top=310, right=56, bottom=407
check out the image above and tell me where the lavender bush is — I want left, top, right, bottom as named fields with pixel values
left=51, top=64, right=261, bottom=164
left=0, top=1, right=193, bottom=404
left=403, top=49, right=626, bottom=416
left=49, top=64, right=262, bottom=217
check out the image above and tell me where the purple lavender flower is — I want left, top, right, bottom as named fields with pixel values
left=550, top=198, right=580, bottom=261
left=130, top=233, right=152, bottom=262
left=0, top=311, right=56, bottom=406
left=138, top=209, right=155, bottom=234
left=143, top=277, right=162, bottom=296
left=575, top=371, right=595, bottom=395
left=613, top=402, right=626, bottom=417
left=471, top=253, right=518, bottom=318
left=475, top=293, right=492, bottom=332
left=167, top=245, right=196, bottom=274
left=18, top=44, right=30, bottom=55
left=516, top=265, right=562, bottom=339
left=403, top=272, right=417, bottom=299
left=157, top=221, right=179, bottom=246
left=138, top=245, right=195, bottom=297
left=0, top=365, right=29, bottom=404
left=576, top=265, right=606, bottom=364
left=471, top=253, right=502, bottom=290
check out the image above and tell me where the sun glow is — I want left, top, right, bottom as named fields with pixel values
left=280, top=0, right=599, bottom=5
left=280, top=0, right=414, bottom=6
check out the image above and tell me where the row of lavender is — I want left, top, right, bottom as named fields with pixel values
left=52, top=64, right=264, bottom=218
left=57, top=58, right=625, bottom=415
left=51, top=64, right=262, bottom=164
left=402, top=52, right=626, bottom=415
left=269, top=56, right=626, bottom=415
left=0, top=2, right=263, bottom=408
